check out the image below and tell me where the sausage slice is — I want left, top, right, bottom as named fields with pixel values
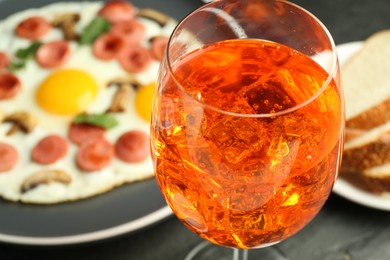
left=115, top=130, right=149, bottom=163
left=0, top=73, right=21, bottom=100
left=15, top=16, right=52, bottom=40
left=118, top=45, right=152, bottom=73
left=36, top=40, right=71, bottom=68
left=76, top=138, right=114, bottom=172
left=98, top=1, right=136, bottom=24
left=150, top=36, right=169, bottom=61
left=68, top=123, right=106, bottom=145
left=110, top=20, right=145, bottom=43
left=32, top=135, right=68, bottom=165
left=93, top=33, right=125, bottom=60
left=0, top=142, right=19, bottom=172
left=0, top=52, right=10, bottom=71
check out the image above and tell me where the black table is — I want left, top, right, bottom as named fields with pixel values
left=2, top=0, right=390, bottom=259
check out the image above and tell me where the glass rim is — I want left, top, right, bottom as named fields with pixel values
left=165, top=0, right=339, bottom=118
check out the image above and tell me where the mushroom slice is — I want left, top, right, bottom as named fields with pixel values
left=3, top=111, right=38, bottom=136
left=0, top=109, right=5, bottom=122
left=108, top=77, right=142, bottom=89
left=52, top=13, right=81, bottom=40
left=106, top=77, right=142, bottom=113
left=21, top=170, right=72, bottom=193
left=137, top=8, right=170, bottom=27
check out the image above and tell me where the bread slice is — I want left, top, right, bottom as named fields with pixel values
left=342, top=30, right=390, bottom=121
left=360, top=163, right=390, bottom=193
left=346, top=98, right=390, bottom=130
left=345, top=127, right=365, bottom=143
left=342, top=123, right=390, bottom=172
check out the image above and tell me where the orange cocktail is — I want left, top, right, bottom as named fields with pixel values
left=151, top=38, right=342, bottom=248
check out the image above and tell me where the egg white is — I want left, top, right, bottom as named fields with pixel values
left=0, top=2, right=176, bottom=203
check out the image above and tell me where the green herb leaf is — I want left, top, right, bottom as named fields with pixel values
left=8, top=41, right=43, bottom=71
left=8, top=60, right=26, bottom=71
left=15, top=41, right=43, bottom=60
left=74, top=113, right=118, bottom=129
left=79, top=16, right=111, bottom=45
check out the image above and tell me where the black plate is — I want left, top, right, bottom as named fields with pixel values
left=0, top=0, right=201, bottom=246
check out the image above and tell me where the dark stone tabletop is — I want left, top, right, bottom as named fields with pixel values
left=1, top=0, right=390, bottom=259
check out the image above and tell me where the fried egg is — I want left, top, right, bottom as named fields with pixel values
left=0, top=2, right=175, bottom=203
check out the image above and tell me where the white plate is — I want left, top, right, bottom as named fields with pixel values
left=332, top=41, right=390, bottom=211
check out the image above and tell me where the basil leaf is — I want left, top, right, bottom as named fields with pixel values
left=8, top=60, right=26, bottom=71
left=8, top=41, right=43, bottom=71
left=15, top=41, right=43, bottom=60
left=79, top=16, right=111, bottom=45
left=74, top=113, right=118, bottom=129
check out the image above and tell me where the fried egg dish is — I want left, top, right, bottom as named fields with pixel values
left=0, top=1, right=174, bottom=204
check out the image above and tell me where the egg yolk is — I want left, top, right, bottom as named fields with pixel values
left=36, top=69, right=98, bottom=115
left=135, top=82, right=155, bottom=122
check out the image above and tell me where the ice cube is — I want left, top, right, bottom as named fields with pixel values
left=207, top=117, right=266, bottom=164
left=208, top=123, right=235, bottom=147
left=244, top=79, right=296, bottom=114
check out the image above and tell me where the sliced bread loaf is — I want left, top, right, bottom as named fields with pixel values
left=340, top=30, right=390, bottom=193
